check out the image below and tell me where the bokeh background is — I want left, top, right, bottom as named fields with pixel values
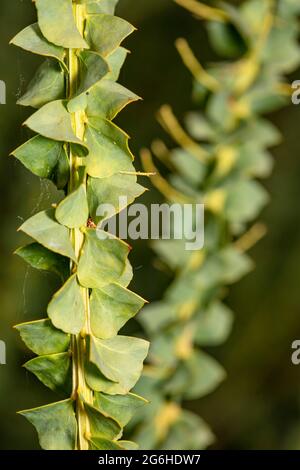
left=1, top=0, right=300, bottom=449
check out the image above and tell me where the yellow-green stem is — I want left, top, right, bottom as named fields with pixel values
left=68, top=3, right=92, bottom=451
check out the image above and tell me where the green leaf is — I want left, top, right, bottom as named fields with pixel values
left=15, top=319, right=70, bottom=355
left=89, top=335, right=149, bottom=394
left=53, top=145, right=70, bottom=189
left=90, top=283, right=145, bottom=339
left=85, top=118, right=133, bottom=178
left=56, top=185, right=89, bottom=229
left=19, top=399, right=77, bottom=450
left=219, top=247, right=253, bottom=284
left=239, top=0, right=269, bottom=39
left=85, top=13, right=135, bottom=56
left=169, top=173, right=199, bottom=197
left=48, top=274, right=85, bottom=335
left=152, top=239, right=190, bottom=271
left=82, top=0, right=119, bottom=15
left=243, top=76, right=288, bottom=115
left=194, top=302, right=233, bottom=346
left=24, top=100, right=83, bottom=146
left=85, top=361, right=124, bottom=394
left=94, top=392, right=147, bottom=427
left=262, top=20, right=300, bottom=73
left=163, top=351, right=226, bottom=400
left=149, top=330, right=178, bottom=368
left=225, top=179, right=269, bottom=224
left=77, top=229, right=129, bottom=289
left=10, top=23, right=65, bottom=64
left=86, top=80, right=140, bottom=120
left=185, top=112, right=216, bottom=141
left=24, top=352, right=71, bottom=395
left=207, top=90, right=235, bottom=131
left=118, top=440, right=139, bottom=450
left=139, top=302, right=178, bottom=335
left=162, top=410, right=214, bottom=450
left=106, top=47, right=128, bottom=81
left=171, top=148, right=206, bottom=186
left=190, top=247, right=253, bottom=289
left=15, top=243, right=69, bottom=281
left=83, top=402, right=121, bottom=439
left=18, top=59, right=65, bottom=109
left=12, top=136, right=69, bottom=190
left=207, top=21, right=246, bottom=58
left=183, top=351, right=226, bottom=400
left=235, top=118, right=281, bottom=148
left=279, top=0, right=300, bottom=17
left=35, top=0, right=88, bottom=48
left=87, top=173, right=146, bottom=223
left=118, top=259, right=133, bottom=288
left=237, top=143, right=273, bottom=178
left=67, top=51, right=109, bottom=112
left=19, top=209, right=76, bottom=262
left=78, top=50, right=109, bottom=93
left=133, top=422, right=161, bottom=451
left=89, top=437, right=124, bottom=450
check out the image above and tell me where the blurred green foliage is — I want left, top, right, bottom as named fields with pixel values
left=1, top=0, right=300, bottom=450
left=129, top=0, right=300, bottom=450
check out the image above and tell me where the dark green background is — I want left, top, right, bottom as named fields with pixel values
left=1, top=0, right=300, bottom=449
